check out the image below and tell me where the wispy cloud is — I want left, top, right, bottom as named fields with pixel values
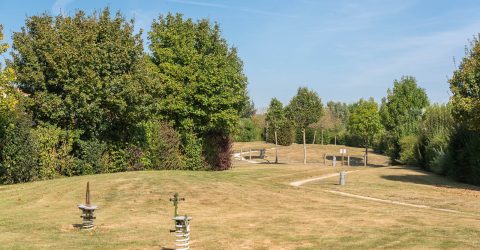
left=51, top=0, right=75, bottom=15
left=166, top=0, right=297, bottom=18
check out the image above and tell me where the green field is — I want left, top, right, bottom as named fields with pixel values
left=1, top=142, right=479, bottom=249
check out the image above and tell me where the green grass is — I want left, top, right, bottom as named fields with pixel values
left=0, top=143, right=479, bottom=249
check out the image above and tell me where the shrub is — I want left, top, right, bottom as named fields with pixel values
left=182, top=131, right=207, bottom=170
left=33, top=124, right=77, bottom=179
left=445, top=127, right=480, bottom=185
left=203, top=132, right=232, bottom=171
left=234, top=118, right=260, bottom=142
left=75, top=139, right=108, bottom=175
left=0, top=107, right=39, bottom=184
left=399, top=135, right=418, bottom=165
left=143, top=120, right=185, bottom=170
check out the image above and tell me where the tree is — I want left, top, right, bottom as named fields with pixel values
left=380, top=76, right=429, bottom=160
left=265, top=98, right=294, bottom=145
left=450, top=35, right=480, bottom=131
left=148, top=13, right=249, bottom=170
left=348, top=98, right=382, bottom=164
left=11, top=8, right=149, bottom=143
left=0, top=24, right=18, bottom=115
left=286, top=87, right=324, bottom=132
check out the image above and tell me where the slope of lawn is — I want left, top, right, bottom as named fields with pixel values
left=0, top=142, right=479, bottom=249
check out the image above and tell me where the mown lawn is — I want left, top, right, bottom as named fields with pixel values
left=0, top=142, right=479, bottom=249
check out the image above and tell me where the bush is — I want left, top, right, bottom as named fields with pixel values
left=75, top=139, right=108, bottom=175
left=0, top=107, right=39, bottom=184
left=203, top=132, right=232, bottom=171
left=234, top=118, right=260, bottom=142
left=182, top=131, right=207, bottom=170
left=399, top=135, right=418, bottom=165
left=143, top=120, right=185, bottom=170
left=445, top=127, right=480, bottom=185
left=33, top=124, right=77, bottom=179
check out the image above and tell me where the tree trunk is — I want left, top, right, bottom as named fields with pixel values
left=321, top=129, right=324, bottom=145
left=312, top=130, right=317, bottom=144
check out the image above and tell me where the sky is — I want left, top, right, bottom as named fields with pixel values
left=1, top=0, right=479, bottom=111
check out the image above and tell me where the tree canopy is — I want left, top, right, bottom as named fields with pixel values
left=380, top=76, right=429, bottom=159
left=11, top=8, right=148, bottom=142
left=286, top=87, right=323, bottom=130
left=449, top=36, right=480, bottom=131
left=148, top=13, right=249, bottom=169
left=348, top=98, right=382, bottom=161
left=148, top=13, right=249, bottom=137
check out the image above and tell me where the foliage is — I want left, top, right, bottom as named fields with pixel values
left=449, top=35, right=480, bottom=132
left=148, top=13, right=248, bottom=169
left=415, top=104, right=454, bottom=173
left=142, top=120, right=185, bottom=170
left=203, top=133, right=233, bottom=171
left=234, top=118, right=261, bottom=142
left=380, top=76, right=429, bottom=160
left=0, top=24, right=19, bottom=118
left=33, top=124, right=77, bottom=179
left=11, top=8, right=148, bottom=143
left=286, top=87, right=323, bottom=134
left=181, top=131, right=207, bottom=170
left=444, top=126, right=480, bottom=185
left=0, top=106, right=39, bottom=184
left=265, top=98, right=295, bottom=145
left=348, top=98, right=382, bottom=149
left=75, top=138, right=108, bottom=175
left=399, top=135, right=418, bottom=165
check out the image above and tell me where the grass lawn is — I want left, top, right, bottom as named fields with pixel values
left=0, top=142, right=479, bottom=249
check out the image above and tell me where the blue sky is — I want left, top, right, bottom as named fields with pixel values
left=1, top=0, right=479, bottom=110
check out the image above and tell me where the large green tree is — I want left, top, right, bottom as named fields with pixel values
left=285, top=87, right=323, bottom=142
left=380, top=76, right=429, bottom=160
left=450, top=36, right=480, bottom=131
left=148, top=13, right=249, bottom=170
left=11, top=8, right=149, bottom=142
left=348, top=98, right=382, bottom=164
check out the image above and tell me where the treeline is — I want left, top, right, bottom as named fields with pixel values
left=256, top=36, right=480, bottom=185
left=0, top=9, right=252, bottom=184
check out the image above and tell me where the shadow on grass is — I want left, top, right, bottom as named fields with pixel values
left=72, top=224, right=83, bottom=229
left=381, top=168, right=480, bottom=191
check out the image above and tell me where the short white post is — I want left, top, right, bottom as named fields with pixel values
left=347, top=155, right=350, bottom=167
left=249, top=149, right=252, bottom=160
left=333, top=156, right=336, bottom=167
left=339, top=171, right=346, bottom=185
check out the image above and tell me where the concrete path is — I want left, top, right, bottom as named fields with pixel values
left=289, top=171, right=359, bottom=187
left=289, top=170, right=464, bottom=214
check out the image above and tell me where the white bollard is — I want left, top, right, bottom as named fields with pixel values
left=339, top=171, right=346, bottom=185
